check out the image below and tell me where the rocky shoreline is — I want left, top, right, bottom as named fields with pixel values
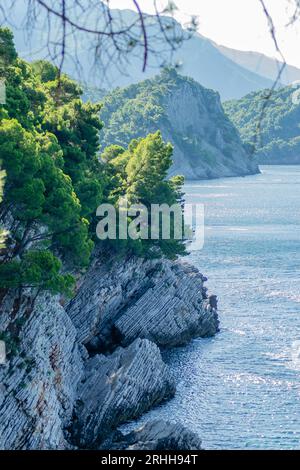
left=0, top=254, right=219, bottom=450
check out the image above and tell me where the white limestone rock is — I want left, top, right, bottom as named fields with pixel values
left=72, top=338, right=176, bottom=448
left=67, top=256, right=219, bottom=350
left=0, top=292, right=84, bottom=450
left=115, top=261, right=219, bottom=347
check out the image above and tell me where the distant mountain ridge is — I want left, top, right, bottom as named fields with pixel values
left=99, top=69, right=259, bottom=179
left=5, top=2, right=280, bottom=101
left=215, top=43, right=300, bottom=86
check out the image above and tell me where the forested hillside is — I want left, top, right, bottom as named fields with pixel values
left=99, top=69, right=259, bottom=180
left=0, top=28, right=185, bottom=300
left=224, top=86, right=300, bottom=164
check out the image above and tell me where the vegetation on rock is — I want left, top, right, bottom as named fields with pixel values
left=0, top=29, right=185, bottom=297
left=98, top=68, right=257, bottom=180
left=224, top=86, right=300, bottom=163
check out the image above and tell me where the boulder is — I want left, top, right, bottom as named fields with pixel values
left=71, top=338, right=175, bottom=448
left=103, top=420, right=202, bottom=450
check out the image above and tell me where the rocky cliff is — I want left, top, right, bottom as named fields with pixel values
left=99, top=69, right=259, bottom=180
left=0, top=254, right=219, bottom=450
left=67, top=255, right=218, bottom=351
left=0, top=291, right=83, bottom=449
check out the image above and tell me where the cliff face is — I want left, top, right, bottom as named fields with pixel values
left=99, top=70, right=259, bottom=180
left=0, top=254, right=219, bottom=450
left=161, top=77, right=259, bottom=179
left=67, top=255, right=218, bottom=351
left=0, top=292, right=84, bottom=449
left=72, top=338, right=176, bottom=448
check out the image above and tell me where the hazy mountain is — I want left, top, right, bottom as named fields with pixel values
left=216, top=43, right=300, bottom=86
left=5, top=2, right=276, bottom=101
left=99, top=69, right=259, bottom=179
left=166, top=33, right=275, bottom=101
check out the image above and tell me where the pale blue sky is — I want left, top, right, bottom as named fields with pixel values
left=110, top=0, right=300, bottom=67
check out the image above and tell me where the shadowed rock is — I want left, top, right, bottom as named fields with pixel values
left=102, top=420, right=202, bottom=450
left=0, top=293, right=84, bottom=450
left=71, top=338, right=175, bottom=448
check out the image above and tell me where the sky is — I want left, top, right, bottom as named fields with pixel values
left=110, top=0, right=300, bottom=68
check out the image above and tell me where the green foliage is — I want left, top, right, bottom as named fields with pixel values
left=31, top=60, right=58, bottom=83
left=99, top=69, right=188, bottom=150
left=43, top=84, right=104, bottom=220
left=0, top=167, right=6, bottom=248
left=223, top=86, right=300, bottom=162
left=0, top=251, right=74, bottom=296
left=106, top=131, right=186, bottom=259
left=0, top=27, right=17, bottom=68
left=0, top=28, right=105, bottom=295
left=126, top=131, right=174, bottom=204
left=0, top=29, right=187, bottom=299
left=101, top=144, right=125, bottom=163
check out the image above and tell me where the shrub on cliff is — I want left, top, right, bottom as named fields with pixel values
left=103, top=131, right=186, bottom=259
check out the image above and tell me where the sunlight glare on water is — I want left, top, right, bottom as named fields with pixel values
left=122, top=166, right=300, bottom=450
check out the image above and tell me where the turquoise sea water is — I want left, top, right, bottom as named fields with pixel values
left=124, top=165, right=300, bottom=449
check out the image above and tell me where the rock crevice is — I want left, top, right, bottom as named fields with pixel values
left=71, top=338, right=175, bottom=448
left=67, top=256, right=219, bottom=351
left=0, top=255, right=219, bottom=450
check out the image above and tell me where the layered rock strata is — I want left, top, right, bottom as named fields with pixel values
left=0, top=255, right=218, bottom=450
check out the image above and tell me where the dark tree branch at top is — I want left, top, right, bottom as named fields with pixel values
left=1, top=0, right=298, bottom=157
left=132, top=0, right=148, bottom=72
left=0, top=0, right=197, bottom=86
left=288, top=0, right=300, bottom=26
left=59, top=0, right=66, bottom=73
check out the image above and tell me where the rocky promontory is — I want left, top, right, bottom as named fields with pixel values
left=99, top=68, right=259, bottom=180
left=67, top=255, right=219, bottom=350
left=0, top=254, right=219, bottom=450
left=72, top=339, right=175, bottom=448
left=102, top=420, right=202, bottom=450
